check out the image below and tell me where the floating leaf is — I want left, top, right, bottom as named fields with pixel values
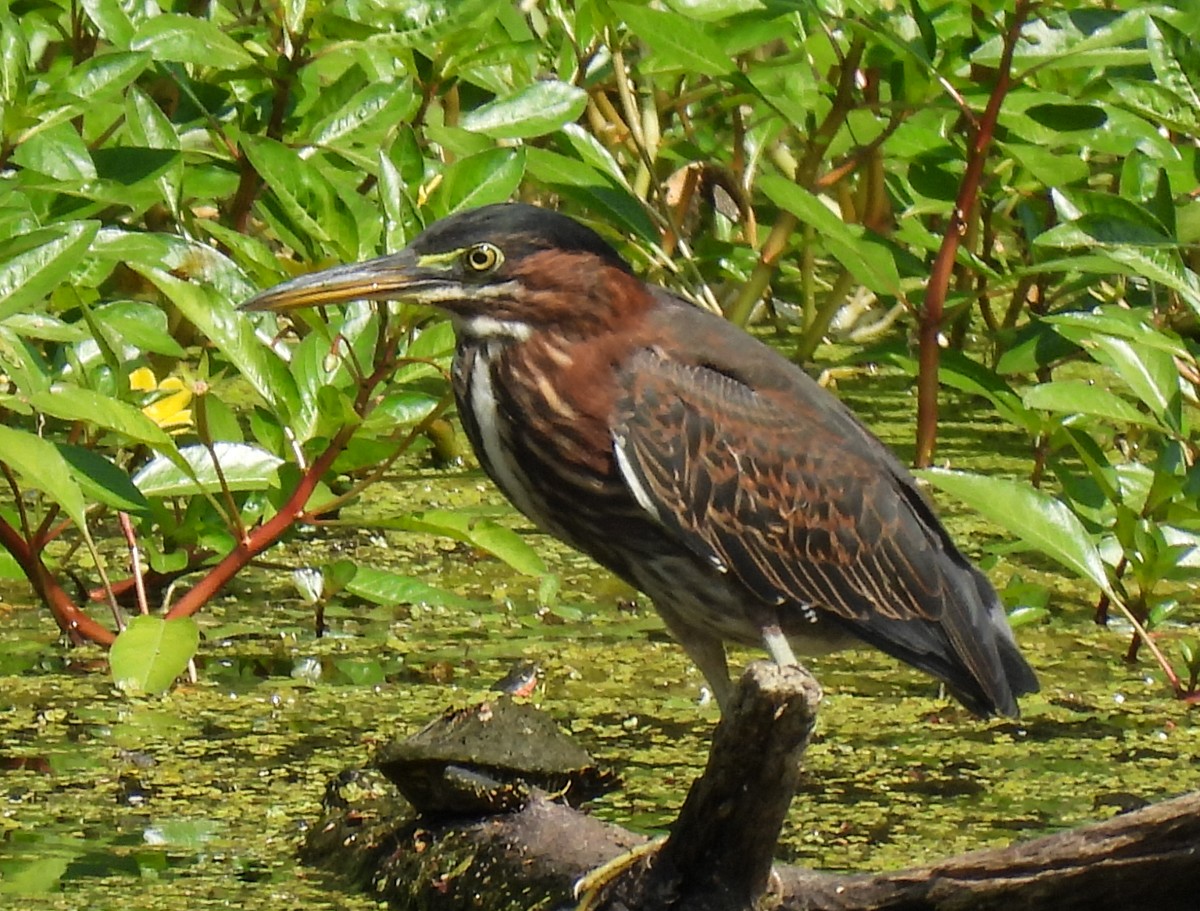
left=346, top=565, right=476, bottom=609
left=373, top=509, right=548, bottom=578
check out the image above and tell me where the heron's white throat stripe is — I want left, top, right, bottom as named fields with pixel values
left=455, top=310, right=533, bottom=341
left=467, top=351, right=541, bottom=520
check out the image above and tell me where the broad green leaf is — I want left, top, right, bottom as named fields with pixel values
left=1, top=313, right=88, bottom=344
left=1022, top=380, right=1156, bottom=427
left=110, top=615, right=200, bottom=695
left=1110, top=80, right=1200, bottom=134
left=307, top=80, right=419, bottom=150
left=1002, top=142, right=1091, bottom=187
left=0, top=11, right=29, bottom=105
left=91, top=300, right=187, bottom=357
left=10, top=121, right=96, bottom=181
left=130, top=14, right=253, bottom=69
left=361, top=390, right=442, bottom=434
left=346, top=565, right=476, bottom=609
left=934, top=350, right=1039, bottom=433
left=60, top=50, right=150, bottom=100
left=125, top=86, right=181, bottom=150
left=611, top=2, right=734, bottom=76
left=559, top=125, right=630, bottom=188
left=378, top=145, right=415, bottom=252
left=0, top=424, right=87, bottom=529
left=79, top=0, right=137, bottom=46
left=380, top=509, right=548, bottom=577
left=760, top=175, right=903, bottom=298
left=919, top=468, right=1115, bottom=599
left=57, top=444, right=150, bottom=514
left=972, top=9, right=1148, bottom=70
left=356, top=0, right=499, bottom=48
left=242, top=137, right=359, bottom=261
left=526, top=146, right=614, bottom=188
left=1035, top=195, right=1200, bottom=316
left=0, top=222, right=98, bottom=322
left=460, top=81, right=587, bottom=139
left=131, top=266, right=299, bottom=421
left=1044, top=307, right=1191, bottom=358
left=663, top=0, right=763, bottom=19
left=433, top=147, right=525, bottom=216
left=1051, top=188, right=1171, bottom=237
left=1089, top=335, right=1183, bottom=434
left=1145, top=17, right=1200, bottom=119
left=993, top=319, right=1081, bottom=375
left=28, top=384, right=177, bottom=450
left=133, top=443, right=283, bottom=497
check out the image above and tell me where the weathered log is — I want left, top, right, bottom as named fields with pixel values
left=581, top=662, right=822, bottom=910
left=303, top=662, right=1200, bottom=911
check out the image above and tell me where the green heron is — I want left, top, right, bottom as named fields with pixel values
left=244, top=203, right=1038, bottom=717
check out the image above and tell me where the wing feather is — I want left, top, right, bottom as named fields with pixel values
left=611, top=341, right=1032, bottom=715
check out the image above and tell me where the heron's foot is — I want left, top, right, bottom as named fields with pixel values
left=573, top=835, right=667, bottom=911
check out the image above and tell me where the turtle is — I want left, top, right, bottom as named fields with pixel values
left=376, top=697, right=616, bottom=816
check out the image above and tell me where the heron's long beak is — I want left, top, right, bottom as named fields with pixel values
left=241, top=250, right=437, bottom=312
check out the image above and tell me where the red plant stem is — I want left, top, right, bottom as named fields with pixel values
left=163, top=423, right=356, bottom=621
left=915, top=1, right=1029, bottom=467
left=0, top=514, right=116, bottom=646
left=164, top=339, right=401, bottom=621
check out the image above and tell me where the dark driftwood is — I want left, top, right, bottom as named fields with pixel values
left=303, top=662, right=1200, bottom=911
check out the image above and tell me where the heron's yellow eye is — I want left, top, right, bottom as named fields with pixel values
left=463, top=243, right=502, bottom=273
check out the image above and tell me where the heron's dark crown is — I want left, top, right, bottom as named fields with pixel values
left=412, top=203, right=634, bottom=275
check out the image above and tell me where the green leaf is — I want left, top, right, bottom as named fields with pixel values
left=132, top=266, right=299, bottom=422
left=1145, top=17, right=1200, bottom=120
left=760, top=175, right=903, bottom=298
left=611, top=3, right=734, bottom=76
left=307, top=80, right=419, bottom=151
left=130, top=14, right=253, bottom=69
left=0, top=222, right=98, bottom=322
left=460, top=81, right=587, bottom=139
left=919, top=468, right=1115, bottom=599
left=133, top=443, right=283, bottom=497
left=382, top=509, right=548, bottom=577
left=241, top=137, right=360, bottom=261
left=433, top=147, right=525, bottom=216
left=60, top=50, right=150, bottom=100
left=346, top=565, right=476, bottom=609
left=1022, top=380, right=1156, bottom=427
left=1089, top=335, right=1183, bottom=434
left=109, top=615, right=200, bottom=695
left=1043, top=307, right=1191, bottom=358
left=1035, top=209, right=1200, bottom=317
left=79, top=0, right=137, bottom=46
left=57, top=444, right=151, bottom=515
left=10, top=121, right=96, bottom=181
left=0, top=425, right=88, bottom=529
left=0, top=11, right=29, bottom=105
left=29, top=384, right=177, bottom=449
left=92, top=300, right=187, bottom=357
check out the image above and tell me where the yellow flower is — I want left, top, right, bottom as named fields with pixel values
left=130, top=367, right=193, bottom=432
